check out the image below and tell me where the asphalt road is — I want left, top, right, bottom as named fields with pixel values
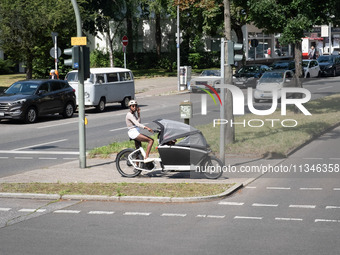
left=0, top=75, right=339, bottom=177
left=1, top=124, right=340, bottom=254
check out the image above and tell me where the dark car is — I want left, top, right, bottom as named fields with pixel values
left=317, top=55, right=340, bottom=77
left=0, top=80, right=76, bottom=123
left=233, top=64, right=270, bottom=88
left=271, top=60, right=295, bottom=72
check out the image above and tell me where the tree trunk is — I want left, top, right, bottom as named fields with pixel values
left=108, top=34, right=114, bottom=68
left=224, top=0, right=235, bottom=144
left=26, top=55, right=33, bottom=79
left=155, top=12, right=162, bottom=59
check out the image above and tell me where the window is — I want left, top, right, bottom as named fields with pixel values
left=119, top=72, right=132, bottom=81
left=39, top=83, right=50, bottom=92
left=96, top=74, right=105, bottom=84
left=50, top=82, right=62, bottom=91
left=107, top=73, right=118, bottom=82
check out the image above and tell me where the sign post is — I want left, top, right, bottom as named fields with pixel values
left=122, top=35, right=128, bottom=68
left=51, top=32, right=59, bottom=71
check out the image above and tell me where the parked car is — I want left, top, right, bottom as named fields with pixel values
left=253, top=70, right=295, bottom=103
left=317, top=55, right=340, bottom=77
left=271, top=60, right=295, bottom=72
left=190, top=70, right=221, bottom=92
left=302, top=59, right=320, bottom=78
left=233, top=64, right=270, bottom=88
left=0, top=80, right=76, bottom=123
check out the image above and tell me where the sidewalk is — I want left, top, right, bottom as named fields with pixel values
left=0, top=77, right=283, bottom=202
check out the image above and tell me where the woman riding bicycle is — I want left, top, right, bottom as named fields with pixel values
left=125, top=100, right=154, bottom=162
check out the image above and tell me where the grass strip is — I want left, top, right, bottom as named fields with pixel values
left=0, top=183, right=232, bottom=197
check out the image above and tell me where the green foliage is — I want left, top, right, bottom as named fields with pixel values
left=0, top=59, right=15, bottom=74
left=0, top=0, right=76, bottom=78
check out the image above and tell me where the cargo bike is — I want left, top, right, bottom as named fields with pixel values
left=115, top=119, right=223, bottom=179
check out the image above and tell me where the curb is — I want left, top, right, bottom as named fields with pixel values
left=0, top=183, right=243, bottom=203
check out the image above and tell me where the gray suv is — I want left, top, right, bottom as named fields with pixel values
left=0, top=80, right=76, bottom=123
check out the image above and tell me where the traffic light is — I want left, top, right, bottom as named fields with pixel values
left=227, top=40, right=243, bottom=65
left=63, top=46, right=80, bottom=68
left=63, top=46, right=90, bottom=79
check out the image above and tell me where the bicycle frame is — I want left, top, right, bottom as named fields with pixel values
left=127, top=147, right=163, bottom=172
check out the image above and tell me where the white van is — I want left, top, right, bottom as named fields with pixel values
left=66, top=67, right=135, bottom=112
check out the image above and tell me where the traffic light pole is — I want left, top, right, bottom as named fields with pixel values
left=71, top=0, right=86, bottom=168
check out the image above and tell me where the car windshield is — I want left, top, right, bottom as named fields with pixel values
left=272, top=62, right=289, bottom=69
left=302, top=61, right=311, bottom=67
left=259, top=72, right=284, bottom=83
left=66, top=72, right=78, bottom=82
left=5, top=82, right=39, bottom=95
left=200, top=70, right=220, bottom=76
left=318, top=56, right=333, bottom=63
left=238, top=66, right=260, bottom=74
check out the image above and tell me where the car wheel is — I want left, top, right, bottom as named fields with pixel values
left=96, top=97, right=106, bottom=112
left=24, top=107, right=37, bottom=124
left=121, top=97, right=130, bottom=109
left=62, top=102, right=74, bottom=118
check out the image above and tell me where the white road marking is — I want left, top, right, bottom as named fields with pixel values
left=39, top=157, right=57, bottom=160
left=299, top=188, right=323, bottom=191
left=252, top=203, right=278, bottom=207
left=0, top=208, right=11, bottom=211
left=15, top=157, right=33, bottom=160
left=275, top=218, right=303, bottom=221
left=0, top=157, right=9, bottom=159
left=266, top=187, right=291, bottom=190
left=161, top=213, right=187, bottom=217
left=245, top=186, right=257, bottom=189
left=12, top=139, right=68, bottom=151
left=37, top=121, right=78, bottom=129
left=110, top=123, right=149, bottom=132
left=19, top=209, right=46, bottom=213
left=218, top=202, right=244, bottom=206
left=326, top=206, right=340, bottom=209
left=303, top=158, right=323, bottom=160
left=0, top=150, right=79, bottom=155
left=88, top=211, right=115, bottom=215
left=289, top=205, right=316, bottom=209
left=207, top=215, right=225, bottom=219
left=315, top=219, right=340, bottom=223
left=54, top=210, right=80, bottom=214
left=124, top=212, right=151, bottom=216
left=334, top=188, right=340, bottom=191
left=234, top=216, right=263, bottom=220
left=317, top=86, right=333, bottom=90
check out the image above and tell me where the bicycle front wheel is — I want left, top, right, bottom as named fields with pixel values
left=201, top=156, right=223, bottom=179
left=115, top=148, right=142, bottom=178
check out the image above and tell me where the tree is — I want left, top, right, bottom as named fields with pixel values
left=82, top=0, right=128, bottom=67
left=0, top=0, right=76, bottom=79
left=247, top=0, right=337, bottom=79
left=142, top=0, right=169, bottom=59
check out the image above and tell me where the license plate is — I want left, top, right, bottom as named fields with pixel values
left=0, top=112, right=4, bottom=116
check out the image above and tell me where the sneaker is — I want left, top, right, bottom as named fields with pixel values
left=144, top=158, right=154, bottom=163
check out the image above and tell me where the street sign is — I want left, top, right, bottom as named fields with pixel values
left=71, top=37, right=87, bottom=46
left=122, top=35, right=128, bottom=47
left=49, top=47, right=61, bottom=58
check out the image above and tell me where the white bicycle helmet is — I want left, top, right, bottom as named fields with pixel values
left=128, top=100, right=138, bottom=106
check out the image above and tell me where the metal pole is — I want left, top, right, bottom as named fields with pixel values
left=220, top=38, right=226, bottom=164
left=71, top=0, right=86, bottom=168
left=124, top=46, right=127, bottom=68
left=54, top=35, right=58, bottom=71
left=329, top=22, right=332, bottom=54
left=177, top=2, right=180, bottom=91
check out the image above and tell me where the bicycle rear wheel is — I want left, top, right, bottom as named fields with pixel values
left=201, top=156, right=223, bottom=179
left=115, top=148, right=142, bottom=177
